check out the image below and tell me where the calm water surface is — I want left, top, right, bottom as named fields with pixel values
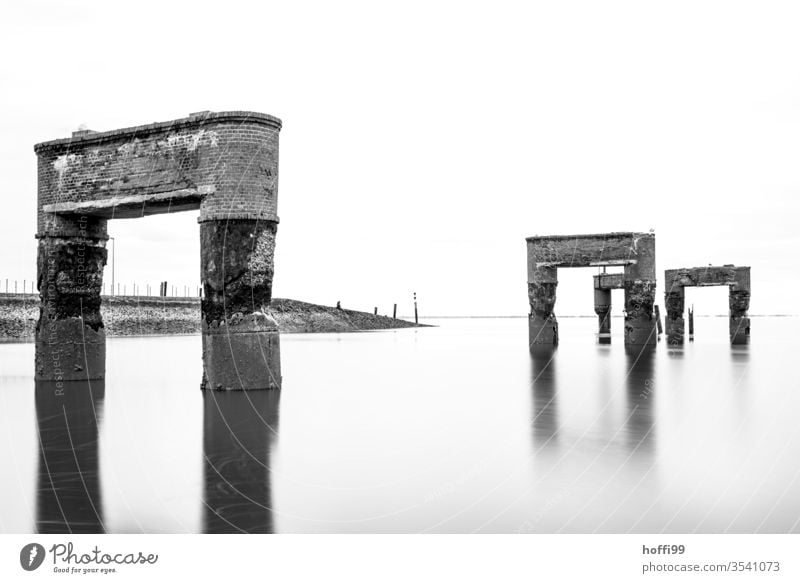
left=1, top=317, right=799, bottom=533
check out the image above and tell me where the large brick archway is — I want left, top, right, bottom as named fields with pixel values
left=34, top=111, right=282, bottom=390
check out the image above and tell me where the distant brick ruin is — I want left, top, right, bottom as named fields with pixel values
left=526, top=232, right=657, bottom=347
left=34, top=111, right=282, bottom=389
left=664, top=265, right=751, bottom=345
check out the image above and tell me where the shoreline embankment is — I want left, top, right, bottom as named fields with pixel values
left=0, top=294, right=425, bottom=340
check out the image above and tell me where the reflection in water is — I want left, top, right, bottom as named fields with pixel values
left=35, top=380, right=105, bottom=533
left=730, top=346, right=750, bottom=365
left=530, top=348, right=559, bottom=448
left=2, top=318, right=797, bottom=533
left=624, top=347, right=656, bottom=456
left=203, top=390, right=280, bottom=533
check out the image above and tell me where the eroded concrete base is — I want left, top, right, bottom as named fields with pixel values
left=730, top=317, right=750, bottom=345
left=529, top=314, right=558, bottom=346
left=35, top=319, right=106, bottom=381
left=202, top=314, right=282, bottom=391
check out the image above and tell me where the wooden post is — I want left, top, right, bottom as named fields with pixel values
left=414, top=292, right=418, bottom=324
left=688, top=305, right=694, bottom=340
left=654, top=305, right=663, bottom=334
left=374, top=307, right=378, bottom=316
left=393, top=303, right=397, bottom=319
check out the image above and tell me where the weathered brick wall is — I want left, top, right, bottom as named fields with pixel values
left=34, top=111, right=281, bottom=233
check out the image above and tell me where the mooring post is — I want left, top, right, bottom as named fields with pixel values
left=654, top=305, right=663, bottom=334
left=414, top=292, right=418, bottom=324
left=393, top=303, right=397, bottom=319
left=374, top=307, right=378, bottom=315
left=688, top=305, right=694, bottom=340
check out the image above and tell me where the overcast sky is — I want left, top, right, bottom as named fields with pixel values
left=1, top=1, right=798, bottom=316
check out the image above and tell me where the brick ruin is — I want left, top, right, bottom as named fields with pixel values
left=34, top=111, right=282, bottom=390
left=526, top=232, right=657, bottom=347
left=664, top=265, right=751, bottom=345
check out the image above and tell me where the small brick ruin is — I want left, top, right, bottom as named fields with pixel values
left=664, top=265, right=751, bottom=345
left=34, top=111, right=282, bottom=389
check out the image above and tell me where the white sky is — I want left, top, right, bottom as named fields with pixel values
left=1, top=1, right=798, bottom=316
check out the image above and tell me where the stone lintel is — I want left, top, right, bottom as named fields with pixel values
left=42, top=187, right=213, bottom=219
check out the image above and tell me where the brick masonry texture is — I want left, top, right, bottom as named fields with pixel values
left=35, top=111, right=281, bottom=233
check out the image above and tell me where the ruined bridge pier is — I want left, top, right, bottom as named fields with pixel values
left=34, top=111, right=282, bottom=389
left=526, top=232, right=657, bottom=347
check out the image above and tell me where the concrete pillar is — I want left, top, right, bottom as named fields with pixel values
left=623, top=280, right=657, bottom=346
left=200, top=219, right=281, bottom=390
left=528, top=266, right=558, bottom=346
left=664, top=287, right=685, bottom=345
left=729, top=290, right=750, bottom=345
left=594, top=287, right=611, bottom=336
left=35, top=216, right=108, bottom=381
